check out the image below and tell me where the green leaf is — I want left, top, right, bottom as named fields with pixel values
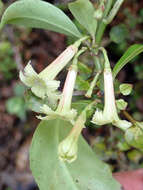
left=30, top=119, right=121, bottom=190
left=6, top=96, right=26, bottom=120
left=119, top=83, right=133, bottom=96
left=75, top=75, right=90, bottom=91
left=78, top=61, right=92, bottom=75
left=72, top=100, right=92, bottom=113
left=14, top=83, right=26, bottom=96
left=127, top=149, right=142, bottom=162
left=117, top=141, right=130, bottom=151
left=68, top=0, right=97, bottom=37
left=109, top=24, right=128, bottom=44
left=1, top=0, right=81, bottom=38
left=0, top=0, right=3, bottom=14
left=125, top=126, right=143, bottom=150
left=113, top=44, right=143, bottom=78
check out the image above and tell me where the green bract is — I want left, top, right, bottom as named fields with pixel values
left=119, top=83, right=133, bottom=96
left=116, top=99, right=128, bottom=111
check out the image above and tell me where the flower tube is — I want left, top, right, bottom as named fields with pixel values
left=37, top=64, right=78, bottom=124
left=37, top=48, right=87, bottom=124
left=92, top=48, right=131, bottom=131
left=19, top=36, right=88, bottom=100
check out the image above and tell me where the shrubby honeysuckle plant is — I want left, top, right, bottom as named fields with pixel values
left=1, top=0, right=143, bottom=189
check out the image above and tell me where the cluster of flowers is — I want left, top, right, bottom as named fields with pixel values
left=20, top=37, right=88, bottom=163
left=20, top=38, right=133, bottom=163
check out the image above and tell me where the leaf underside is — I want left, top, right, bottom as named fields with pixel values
left=1, top=0, right=82, bottom=38
left=30, top=119, right=120, bottom=190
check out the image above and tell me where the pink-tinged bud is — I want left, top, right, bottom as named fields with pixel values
left=57, top=64, right=77, bottom=113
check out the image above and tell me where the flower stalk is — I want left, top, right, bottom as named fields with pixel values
left=85, top=72, right=100, bottom=98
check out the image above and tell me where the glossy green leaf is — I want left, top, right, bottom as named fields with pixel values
left=30, top=119, right=120, bottom=190
left=1, top=0, right=82, bottom=38
left=113, top=44, right=143, bottom=78
left=68, top=0, right=97, bottom=37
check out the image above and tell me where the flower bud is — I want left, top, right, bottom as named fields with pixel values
left=94, top=0, right=105, bottom=20
left=58, top=135, right=78, bottom=163
left=58, top=101, right=95, bottom=163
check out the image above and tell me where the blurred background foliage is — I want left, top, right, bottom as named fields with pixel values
left=0, top=0, right=143, bottom=189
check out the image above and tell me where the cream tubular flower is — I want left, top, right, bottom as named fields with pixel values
left=19, top=44, right=78, bottom=100
left=92, top=48, right=131, bottom=131
left=19, top=36, right=89, bottom=100
left=37, top=64, right=78, bottom=124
